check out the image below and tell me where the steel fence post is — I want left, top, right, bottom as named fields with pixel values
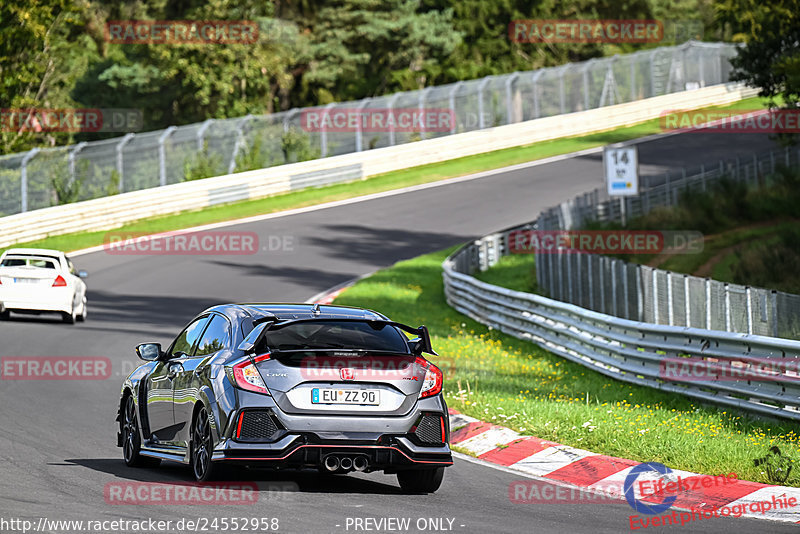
left=282, top=110, right=298, bottom=134
left=68, top=142, right=88, bottom=193
left=531, top=70, right=545, bottom=118
left=447, top=83, right=462, bottom=135
left=624, top=263, right=630, bottom=319
left=636, top=265, right=643, bottom=321
left=684, top=275, right=691, bottom=327
left=355, top=99, right=370, bottom=151
left=588, top=253, right=594, bottom=309
left=724, top=284, right=732, bottom=332
left=567, top=251, right=573, bottom=303
left=599, top=256, right=606, bottom=313
left=667, top=271, right=674, bottom=326
left=705, top=278, right=712, bottom=330
left=228, top=115, right=253, bottom=174
left=771, top=290, right=778, bottom=338
left=478, top=76, right=491, bottom=129
left=505, top=72, right=520, bottom=124
left=418, top=88, right=432, bottom=140
left=158, top=126, right=177, bottom=186
left=116, top=133, right=134, bottom=193
left=197, top=119, right=214, bottom=151
left=611, top=259, right=618, bottom=316
left=559, top=67, right=566, bottom=114
left=746, top=287, right=753, bottom=335
left=652, top=268, right=658, bottom=324
left=320, top=103, right=336, bottom=156
left=20, top=148, right=40, bottom=213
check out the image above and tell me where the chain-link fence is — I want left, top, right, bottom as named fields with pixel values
left=532, top=145, right=800, bottom=340
left=0, top=41, right=737, bottom=217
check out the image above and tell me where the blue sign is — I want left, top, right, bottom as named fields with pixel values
left=623, top=462, right=677, bottom=515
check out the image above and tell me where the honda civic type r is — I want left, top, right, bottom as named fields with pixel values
left=117, top=303, right=452, bottom=492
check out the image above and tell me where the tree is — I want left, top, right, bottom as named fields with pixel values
left=715, top=0, right=800, bottom=113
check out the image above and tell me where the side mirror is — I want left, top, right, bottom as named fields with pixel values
left=78, top=270, right=88, bottom=279
left=136, top=343, right=162, bottom=361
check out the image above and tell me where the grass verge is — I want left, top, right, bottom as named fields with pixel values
left=3, top=96, right=771, bottom=256
left=334, top=247, right=800, bottom=485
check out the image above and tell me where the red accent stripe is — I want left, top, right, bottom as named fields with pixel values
left=478, top=437, right=559, bottom=466
left=450, top=421, right=497, bottom=443
left=545, top=454, right=637, bottom=486
left=235, top=413, right=244, bottom=438
left=440, top=416, right=446, bottom=444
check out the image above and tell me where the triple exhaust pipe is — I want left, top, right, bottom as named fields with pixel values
left=323, top=455, right=369, bottom=472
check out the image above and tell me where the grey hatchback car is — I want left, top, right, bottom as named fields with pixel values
left=117, top=303, right=452, bottom=492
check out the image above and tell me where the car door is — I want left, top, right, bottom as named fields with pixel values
left=172, top=313, right=232, bottom=447
left=145, top=316, right=209, bottom=443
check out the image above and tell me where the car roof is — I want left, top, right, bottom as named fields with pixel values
left=203, top=303, right=387, bottom=322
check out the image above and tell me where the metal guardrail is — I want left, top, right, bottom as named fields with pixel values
left=535, top=145, right=800, bottom=340
left=443, top=236, right=800, bottom=421
left=0, top=41, right=736, bottom=217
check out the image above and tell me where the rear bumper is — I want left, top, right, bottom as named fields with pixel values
left=0, top=289, right=73, bottom=314
left=212, top=434, right=452, bottom=471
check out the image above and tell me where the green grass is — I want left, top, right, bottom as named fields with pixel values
left=333, top=248, right=800, bottom=485
left=3, top=96, right=772, bottom=256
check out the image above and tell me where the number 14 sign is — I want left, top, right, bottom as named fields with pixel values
left=604, top=145, right=639, bottom=197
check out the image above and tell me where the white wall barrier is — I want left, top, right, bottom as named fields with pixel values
left=0, top=83, right=757, bottom=248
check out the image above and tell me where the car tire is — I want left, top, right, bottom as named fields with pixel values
left=62, top=302, right=76, bottom=324
left=77, top=297, right=87, bottom=322
left=397, top=467, right=445, bottom=493
left=122, top=396, right=160, bottom=468
left=0, top=309, right=9, bottom=320
left=191, top=406, right=216, bottom=482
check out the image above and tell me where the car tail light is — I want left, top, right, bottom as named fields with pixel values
left=52, top=275, right=67, bottom=287
left=230, top=353, right=271, bottom=395
left=416, top=356, right=443, bottom=398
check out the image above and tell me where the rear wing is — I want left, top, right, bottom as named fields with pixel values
left=238, top=317, right=437, bottom=356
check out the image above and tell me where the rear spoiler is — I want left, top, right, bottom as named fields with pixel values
left=240, top=317, right=437, bottom=356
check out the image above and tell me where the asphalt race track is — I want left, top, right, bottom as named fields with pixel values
left=0, top=131, right=794, bottom=534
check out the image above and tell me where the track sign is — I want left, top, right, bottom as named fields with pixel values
left=604, top=145, right=639, bottom=196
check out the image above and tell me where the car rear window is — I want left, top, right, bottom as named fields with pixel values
left=1, top=256, right=57, bottom=269
left=265, top=320, right=408, bottom=352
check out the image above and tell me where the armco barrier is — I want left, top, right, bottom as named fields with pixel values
left=0, top=83, right=756, bottom=248
left=443, top=231, right=800, bottom=421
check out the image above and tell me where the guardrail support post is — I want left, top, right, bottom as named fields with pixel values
left=683, top=275, right=691, bottom=327
left=158, top=126, right=177, bottom=186
left=116, top=133, right=135, bottom=193
left=20, top=148, right=40, bottom=213
left=588, top=253, right=594, bottom=309
left=705, top=278, right=712, bottom=330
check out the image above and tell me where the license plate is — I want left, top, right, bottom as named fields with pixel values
left=311, top=388, right=380, bottom=405
left=14, top=278, right=39, bottom=284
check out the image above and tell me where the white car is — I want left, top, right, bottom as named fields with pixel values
left=0, top=248, right=88, bottom=324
